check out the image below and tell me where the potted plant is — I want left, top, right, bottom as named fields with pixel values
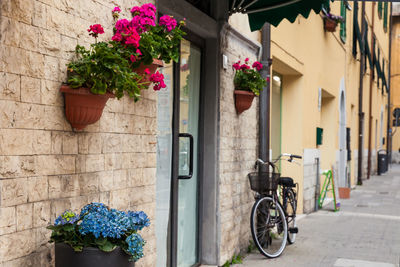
left=62, top=4, right=185, bottom=130
left=48, top=203, right=150, bottom=267
left=232, top=58, right=267, bottom=114
left=114, top=4, right=185, bottom=84
left=323, top=13, right=344, bottom=32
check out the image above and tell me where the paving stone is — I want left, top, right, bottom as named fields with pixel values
left=241, top=165, right=400, bottom=267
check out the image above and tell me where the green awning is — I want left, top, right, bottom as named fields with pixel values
left=229, top=0, right=328, bottom=31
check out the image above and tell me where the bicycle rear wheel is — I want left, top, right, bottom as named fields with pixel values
left=250, top=196, right=287, bottom=258
left=285, top=189, right=297, bottom=244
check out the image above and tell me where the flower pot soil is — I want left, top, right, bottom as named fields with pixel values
left=134, top=59, right=164, bottom=87
left=324, top=18, right=338, bottom=32
left=60, top=85, right=114, bottom=130
left=234, top=90, right=255, bottom=114
left=55, top=243, right=134, bottom=267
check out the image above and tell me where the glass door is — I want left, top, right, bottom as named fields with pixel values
left=176, top=39, right=201, bottom=266
left=155, top=38, right=202, bottom=267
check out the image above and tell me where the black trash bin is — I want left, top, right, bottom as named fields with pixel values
left=377, top=150, right=388, bottom=175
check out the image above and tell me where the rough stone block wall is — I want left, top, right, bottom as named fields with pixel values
left=392, top=151, right=400, bottom=164
left=303, top=149, right=320, bottom=214
left=0, top=1, right=156, bottom=266
left=363, top=149, right=369, bottom=179
left=353, top=149, right=359, bottom=185
left=371, top=150, right=377, bottom=175
left=218, top=27, right=260, bottom=265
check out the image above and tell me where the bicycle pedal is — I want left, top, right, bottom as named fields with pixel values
left=289, top=227, right=298, bottom=234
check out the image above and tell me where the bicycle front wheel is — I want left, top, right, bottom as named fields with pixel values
left=250, top=196, right=287, bottom=258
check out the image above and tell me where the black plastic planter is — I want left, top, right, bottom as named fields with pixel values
left=55, top=243, right=135, bottom=267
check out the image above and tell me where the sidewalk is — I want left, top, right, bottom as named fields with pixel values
left=240, top=165, right=400, bottom=267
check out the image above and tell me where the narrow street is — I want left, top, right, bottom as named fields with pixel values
left=242, top=165, right=400, bottom=267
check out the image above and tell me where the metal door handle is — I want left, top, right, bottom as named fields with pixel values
left=178, top=133, right=194, bottom=179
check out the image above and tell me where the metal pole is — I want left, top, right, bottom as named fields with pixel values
left=387, top=3, right=393, bottom=165
left=259, top=23, right=271, bottom=168
left=357, top=1, right=365, bottom=185
left=367, top=2, right=376, bottom=179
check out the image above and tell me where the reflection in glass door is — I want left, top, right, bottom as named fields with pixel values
left=156, top=62, right=173, bottom=267
left=177, top=39, right=201, bottom=267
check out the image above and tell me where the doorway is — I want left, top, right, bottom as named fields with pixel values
left=339, top=89, right=347, bottom=188
left=156, top=38, right=203, bottom=267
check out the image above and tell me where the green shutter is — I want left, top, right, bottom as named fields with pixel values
left=340, top=1, right=346, bottom=43
left=384, top=2, right=388, bottom=32
left=378, top=2, right=383, bottom=19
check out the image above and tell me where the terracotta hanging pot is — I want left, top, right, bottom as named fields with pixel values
left=60, top=85, right=114, bottom=130
left=234, top=90, right=255, bottom=114
left=323, top=17, right=338, bottom=32
left=134, top=59, right=164, bottom=87
left=338, top=187, right=350, bottom=199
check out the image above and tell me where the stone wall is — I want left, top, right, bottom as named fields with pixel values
left=218, top=25, right=260, bottom=265
left=0, top=1, right=156, bottom=266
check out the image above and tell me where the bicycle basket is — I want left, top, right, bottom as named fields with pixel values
left=248, top=172, right=280, bottom=192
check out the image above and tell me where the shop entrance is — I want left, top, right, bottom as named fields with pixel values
left=155, top=37, right=203, bottom=267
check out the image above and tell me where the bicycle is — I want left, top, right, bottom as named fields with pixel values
left=248, top=153, right=302, bottom=258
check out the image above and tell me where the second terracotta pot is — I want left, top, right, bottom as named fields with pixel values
left=234, top=90, right=255, bottom=114
left=134, top=59, right=164, bottom=87
left=324, top=18, right=338, bottom=32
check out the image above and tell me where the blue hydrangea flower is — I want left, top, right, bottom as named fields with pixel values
left=79, top=203, right=108, bottom=218
left=79, top=207, right=131, bottom=239
left=127, top=211, right=150, bottom=231
left=126, top=233, right=145, bottom=261
left=54, top=210, right=80, bottom=226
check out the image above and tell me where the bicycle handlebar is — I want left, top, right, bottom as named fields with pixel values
left=255, top=153, right=302, bottom=171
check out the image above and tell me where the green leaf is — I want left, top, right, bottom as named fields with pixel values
left=63, top=224, right=75, bottom=232
left=98, top=240, right=116, bottom=252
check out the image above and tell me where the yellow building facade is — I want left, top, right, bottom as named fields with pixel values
left=230, top=1, right=390, bottom=214
left=391, top=5, right=400, bottom=161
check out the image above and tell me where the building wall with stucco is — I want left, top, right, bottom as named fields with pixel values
left=227, top=1, right=390, bottom=220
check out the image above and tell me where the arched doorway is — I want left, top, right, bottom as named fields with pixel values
left=339, top=86, right=347, bottom=187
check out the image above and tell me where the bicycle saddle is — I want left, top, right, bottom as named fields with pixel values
left=278, top=177, right=295, bottom=187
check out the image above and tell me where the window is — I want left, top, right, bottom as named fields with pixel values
left=340, top=1, right=347, bottom=43
left=383, top=2, right=388, bottom=32
left=378, top=2, right=383, bottom=19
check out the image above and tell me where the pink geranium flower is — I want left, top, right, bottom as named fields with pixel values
left=159, top=15, right=177, bottom=32
left=252, top=61, right=263, bottom=71
left=150, top=71, right=166, bottom=91
left=115, top=19, right=130, bottom=32
left=240, top=64, right=250, bottom=70
left=88, top=24, right=104, bottom=38
left=112, top=7, right=121, bottom=13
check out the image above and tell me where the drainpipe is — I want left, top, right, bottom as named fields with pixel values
left=367, top=2, right=376, bottom=179
left=387, top=3, right=393, bottom=164
left=259, top=23, right=272, bottom=167
left=357, top=1, right=366, bottom=185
